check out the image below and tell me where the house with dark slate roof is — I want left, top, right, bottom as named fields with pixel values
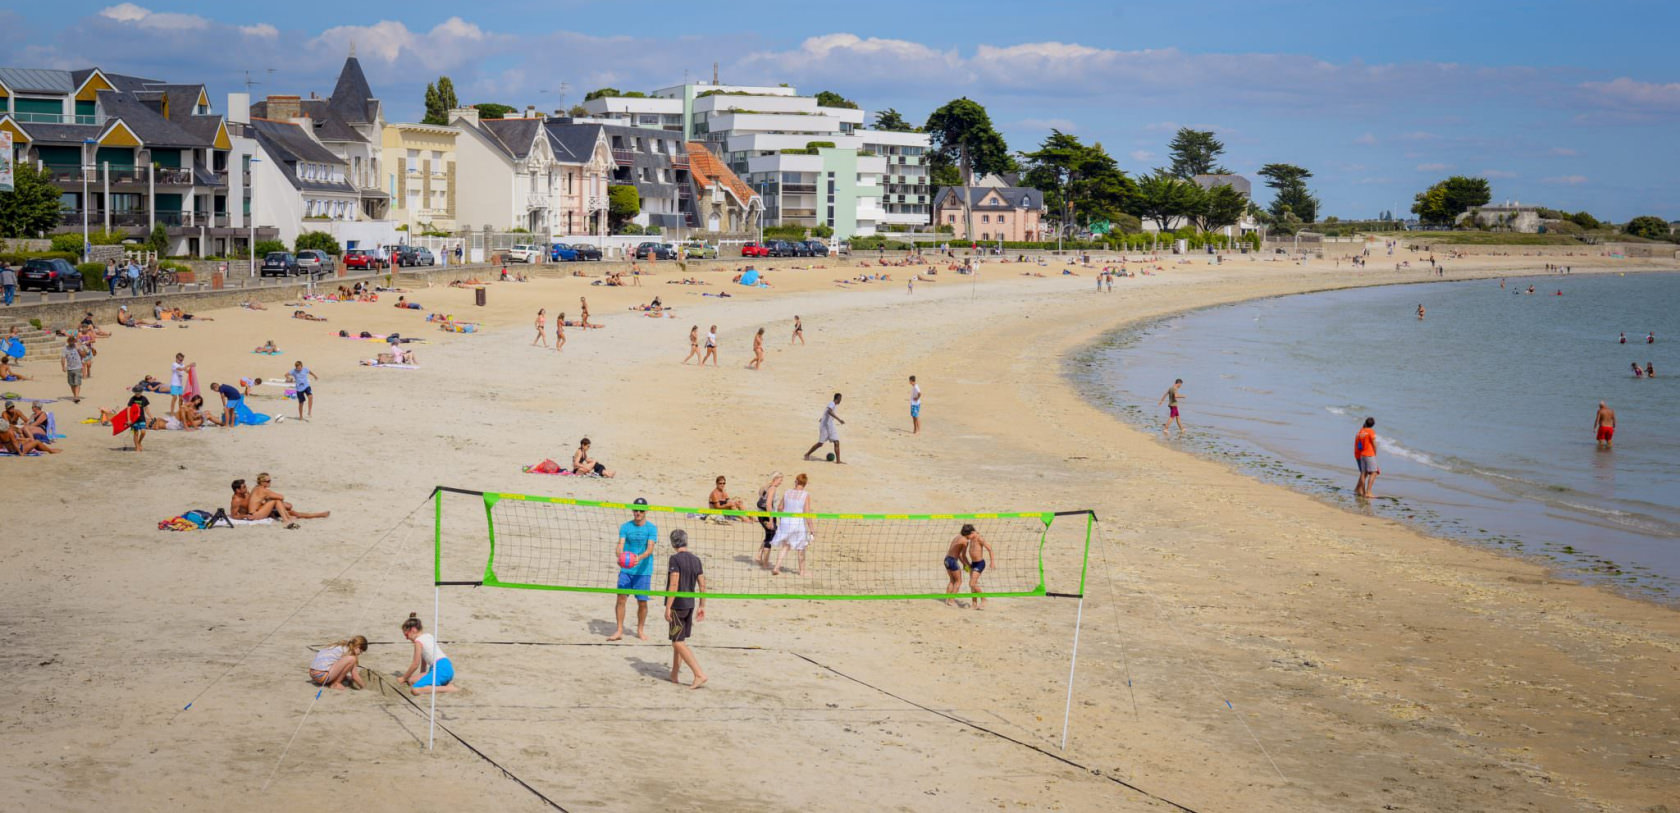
left=933, top=185, right=1045, bottom=242
left=0, top=65, right=277, bottom=256
left=249, top=55, right=390, bottom=225
left=447, top=107, right=570, bottom=235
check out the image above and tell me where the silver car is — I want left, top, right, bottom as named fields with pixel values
left=295, top=249, right=332, bottom=277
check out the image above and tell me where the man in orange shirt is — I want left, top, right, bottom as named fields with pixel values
left=1354, top=417, right=1380, bottom=498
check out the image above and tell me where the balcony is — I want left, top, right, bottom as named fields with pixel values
left=526, top=194, right=548, bottom=210
left=42, top=164, right=92, bottom=182
left=13, top=111, right=102, bottom=126
left=781, top=183, right=817, bottom=194
left=671, top=155, right=689, bottom=169
left=156, top=167, right=195, bottom=186
left=612, top=149, right=635, bottom=165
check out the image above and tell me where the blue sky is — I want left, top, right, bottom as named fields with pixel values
left=7, top=1, right=1678, bottom=220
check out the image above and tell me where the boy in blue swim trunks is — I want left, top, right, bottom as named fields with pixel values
left=943, top=524, right=977, bottom=607
left=609, top=497, right=659, bottom=641
left=964, top=526, right=994, bottom=610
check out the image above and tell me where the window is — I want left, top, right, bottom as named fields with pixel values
left=947, top=214, right=956, bottom=224
left=110, top=193, right=142, bottom=213
left=407, top=149, right=419, bottom=160
left=998, top=215, right=1007, bottom=224
left=431, top=150, right=443, bottom=162
left=981, top=215, right=989, bottom=224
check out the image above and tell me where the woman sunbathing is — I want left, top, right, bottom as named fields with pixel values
left=241, top=300, right=267, bottom=310
left=2, top=423, right=60, bottom=455
left=293, top=310, right=328, bottom=322
left=254, top=340, right=279, bottom=354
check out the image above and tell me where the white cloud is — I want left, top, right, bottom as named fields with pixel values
left=239, top=23, right=279, bottom=39
left=1416, top=162, right=1451, bottom=172
left=1543, top=175, right=1588, bottom=185
left=311, top=17, right=501, bottom=72
left=1354, top=132, right=1377, bottom=145
left=97, top=3, right=208, bottom=31
left=1581, top=77, right=1680, bottom=110
left=1129, top=150, right=1155, bottom=162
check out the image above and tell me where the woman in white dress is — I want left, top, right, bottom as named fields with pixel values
left=770, top=473, right=814, bottom=576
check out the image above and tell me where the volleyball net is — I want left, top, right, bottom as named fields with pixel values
left=433, top=487, right=1095, bottom=601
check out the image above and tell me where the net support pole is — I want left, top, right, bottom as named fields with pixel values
left=1060, top=595, right=1085, bottom=751
left=428, top=585, right=439, bottom=751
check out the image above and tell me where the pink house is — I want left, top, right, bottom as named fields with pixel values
left=933, top=186, right=1044, bottom=241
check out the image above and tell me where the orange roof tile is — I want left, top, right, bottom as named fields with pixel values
left=686, top=142, right=759, bottom=209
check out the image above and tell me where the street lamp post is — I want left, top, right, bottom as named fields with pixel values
left=248, top=156, right=261, bottom=278
left=81, top=138, right=96, bottom=265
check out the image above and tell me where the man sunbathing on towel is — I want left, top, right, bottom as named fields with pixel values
left=293, top=310, right=328, bottom=322
left=116, top=306, right=156, bottom=327
left=243, top=473, right=329, bottom=522
left=0, top=357, right=31, bottom=382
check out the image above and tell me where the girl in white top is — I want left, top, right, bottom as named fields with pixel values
left=770, top=473, right=814, bottom=577
left=399, top=613, right=458, bottom=695
left=309, top=635, right=367, bottom=690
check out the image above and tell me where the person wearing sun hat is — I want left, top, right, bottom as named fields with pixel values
left=608, top=497, right=658, bottom=642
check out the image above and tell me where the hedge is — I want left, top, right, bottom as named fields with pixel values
left=0, top=251, right=79, bottom=265
left=77, top=262, right=109, bottom=292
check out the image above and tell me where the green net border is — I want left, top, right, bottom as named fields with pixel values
left=434, top=487, right=1093, bottom=601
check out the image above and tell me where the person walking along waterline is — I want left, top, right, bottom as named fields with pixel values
left=1158, top=379, right=1184, bottom=434
left=1354, top=417, right=1381, bottom=498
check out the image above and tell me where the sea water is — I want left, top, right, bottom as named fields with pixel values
left=1077, top=272, right=1680, bottom=601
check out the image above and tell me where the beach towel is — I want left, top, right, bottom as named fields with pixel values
left=253, top=350, right=283, bottom=355
left=738, top=269, right=760, bottom=286
left=185, top=366, right=200, bottom=400
left=232, top=400, right=273, bottom=426
left=362, top=363, right=420, bottom=369
left=229, top=517, right=276, bottom=526
left=3, top=337, right=25, bottom=359
left=524, top=459, right=592, bottom=476
left=0, top=449, right=43, bottom=456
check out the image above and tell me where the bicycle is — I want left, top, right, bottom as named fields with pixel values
left=154, top=267, right=179, bottom=287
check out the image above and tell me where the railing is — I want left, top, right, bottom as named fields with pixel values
left=526, top=194, right=548, bottom=209
left=781, top=184, right=817, bottom=194
left=156, top=167, right=194, bottom=185
left=671, top=155, right=690, bottom=169
left=59, top=210, right=99, bottom=226
left=42, top=164, right=91, bottom=182
left=13, top=111, right=101, bottom=126
left=612, top=149, right=635, bottom=164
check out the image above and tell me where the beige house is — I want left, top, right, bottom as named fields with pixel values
left=932, top=186, right=1044, bottom=241
left=382, top=122, right=457, bottom=233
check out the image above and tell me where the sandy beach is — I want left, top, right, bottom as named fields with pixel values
left=3, top=246, right=1678, bottom=812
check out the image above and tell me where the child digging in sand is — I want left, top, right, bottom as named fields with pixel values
left=399, top=613, right=457, bottom=696
left=309, top=635, right=368, bottom=690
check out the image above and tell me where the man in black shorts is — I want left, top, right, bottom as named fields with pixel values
left=664, top=529, right=708, bottom=689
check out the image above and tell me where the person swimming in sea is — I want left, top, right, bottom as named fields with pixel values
left=1619, top=332, right=1627, bottom=344
left=1646, top=362, right=1656, bottom=378
left=1416, top=304, right=1425, bottom=320
left=1631, top=362, right=1644, bottom=378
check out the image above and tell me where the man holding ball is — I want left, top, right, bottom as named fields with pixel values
left=609, top=497, right=658, bottom=641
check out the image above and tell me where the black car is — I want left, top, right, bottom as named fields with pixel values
left=765, top=240, right=800, bottom=257
left=393, top=246, right=419, bottom=267
left=19, top=258, right=84, bottom=292
left=634, top=241, right=678, bottom=260
left=260, top=251, right=301, bottom=277
left=802, top=240, right=830, bottom=257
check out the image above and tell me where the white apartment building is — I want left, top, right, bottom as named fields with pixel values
left=580, top=83, right=931, bottom=238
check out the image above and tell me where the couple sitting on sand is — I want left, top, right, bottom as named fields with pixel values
left=230, top=473, right=329, bottom=527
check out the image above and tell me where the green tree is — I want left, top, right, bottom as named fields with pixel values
left=473, top=103, right=517, bottom=120
left=295, top=230, right=341, bottom=255
left=1194, top=183, right=1248, bottom=231
left=608, top=184, right=640, bottom=230
left=872, top=108, right=916, bottom=132
left=567, top=104, right=589, bottom=118
left=0, top=163, right=64, bottom=238
left=422, top=76, right=459, bottom=125
left=254, top=239, right=286, bottom=256
left=814, top=90, right=859, bottom=110
left=146, top=223, right=168, bottom=254
left=1257, top=163, right=1319, bottom=223
left=929, top=163, right=961, bottom=187
left=583, top=88, right=621, bottom=101
left=1410, top=175, right=1490, bottom=226
left=1018, top=130, right=1136, bottom=229
left=1624, top=215, right=1670, bottom=240
left=925, top=98, right=1013, bottom=186
left=1568, top=211, right=1602, bottom=230
left=1166, top=128, right=1229, bottom=179
left=1132, top=171, right=1201, bottom=232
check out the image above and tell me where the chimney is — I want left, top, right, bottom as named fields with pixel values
left=266, top=95, right=301, bottom=121
left=525, top=105, right=538, bottom=118
left=447, top=106, right=479, bottom=127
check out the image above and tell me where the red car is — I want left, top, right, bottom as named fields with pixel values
left=343, top=249, right=386, bottom=270
left=740, top=242, right=771, bottom=258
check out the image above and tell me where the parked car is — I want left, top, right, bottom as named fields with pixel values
left=682, top=241, right=719, bottom=259
left=802, top=240, right=830, bottom=257
left=390, top=245, right=421, bottom=267
left=568, top=243, right=603, bottom=261
left=411, top=247, right=436, bottom=266
left=18, top=258, right=84, bottom=292
left=634, top=241, right=677, bottom=260
left=295, top=249, right=332, bottom=277
left=343, top=249, right=385, bottom=270
left=506, top=244, right=542, bottom=263
left=260, top=252, right=301, bottom=277
left=765, top=240, right=800, bottom=258
left=740, top=242, right=771, bottom=258
left=549, top=243, right=579, bottom=262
